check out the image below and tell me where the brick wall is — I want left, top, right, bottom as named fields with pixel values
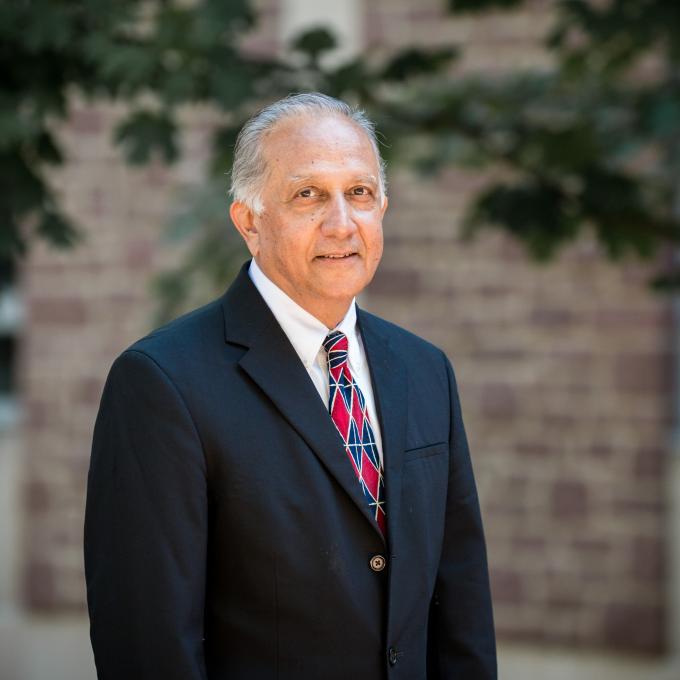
left=21, top=102, right=210, bottom=609
left=364, top=0, right=670, bottom=654
left=19, top=0, right=671, bottom=657
left=19, top=0, right=280, bottom=611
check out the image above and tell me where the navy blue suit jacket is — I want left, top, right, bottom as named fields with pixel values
left=84, top=262, right=496, bottom=679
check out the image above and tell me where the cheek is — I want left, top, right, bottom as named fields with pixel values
left=367, top=222, right=384, bottom=253
left=264, top=224, right=311, bottom=269
left=258, top=214, right=289, bottom=252
left=375, top=223, right=384, bottom=246
left=307, top=207, right=322, bottom=223
left=371, top=239, right=383, bottom=268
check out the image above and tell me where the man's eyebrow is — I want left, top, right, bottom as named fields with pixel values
left=287, top=174, right=379, bottom=184
left=353, top=175, right=379, bottom=184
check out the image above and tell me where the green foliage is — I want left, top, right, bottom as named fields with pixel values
left=0, top=0, right=268, bottom=256
left=291, top=27, right=337, bottom=67
left=428, top=0, right=680, bottom=284
left=380, top=47, right=459, bottom=82
left=466, top=181, right=580, bottom=261
left=1, top=0, right=464, bottom=317
left=115, top=110, right=178, bottom=164
left=448, top=0, right=523, bottom=11
left=4, top=0, right=680, bottom=309
left=152, top=179, right=248, bottom=324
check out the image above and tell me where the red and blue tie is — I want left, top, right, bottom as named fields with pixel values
left=323, top=330, right=386, bottom=536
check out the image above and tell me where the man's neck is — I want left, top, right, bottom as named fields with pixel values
left=302, top=301, right=351, bottom=330
left=253, top=260, right=352, bottom=330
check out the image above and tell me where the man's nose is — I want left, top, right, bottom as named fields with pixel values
left=322, top=192, right=356, bottom=237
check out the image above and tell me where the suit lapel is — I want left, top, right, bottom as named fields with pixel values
left=357, top=308, right=407, bottom=553
left=221, top=264, right=386, bottom=543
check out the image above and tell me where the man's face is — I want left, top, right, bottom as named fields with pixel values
left=230, top=113, right=387, bottom=326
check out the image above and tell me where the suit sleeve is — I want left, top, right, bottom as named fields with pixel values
left=429, top=355, right=497, bottom=679
left=84, top=349, right=209, bottom=680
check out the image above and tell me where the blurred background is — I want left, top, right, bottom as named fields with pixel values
left=2, top=0, right=680, bottom=677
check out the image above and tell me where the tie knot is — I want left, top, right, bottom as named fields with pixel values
left=323, top=330, right=349, bottom=368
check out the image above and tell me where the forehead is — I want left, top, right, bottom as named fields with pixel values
left=261, top=113, right=380, bottom=183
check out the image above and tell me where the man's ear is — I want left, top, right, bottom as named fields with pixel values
left=230, top=201, right=260, bottom=256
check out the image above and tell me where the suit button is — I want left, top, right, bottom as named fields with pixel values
left=388, top=647, right=398, bottom=666
left=369, top=554, right=386, bottom=572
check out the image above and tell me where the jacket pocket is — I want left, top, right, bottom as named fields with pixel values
left=404, top=441, right=448, bottom=462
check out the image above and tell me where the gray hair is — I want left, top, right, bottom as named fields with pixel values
left=229, top=92, right=387, bottom=213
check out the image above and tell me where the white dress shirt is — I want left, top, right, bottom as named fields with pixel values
left=248, top=259, right=384, bottom=465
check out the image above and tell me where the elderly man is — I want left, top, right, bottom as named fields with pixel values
left=84, top=92, right=496, bottom=679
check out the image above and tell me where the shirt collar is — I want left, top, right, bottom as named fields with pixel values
left=248, top=259, right=362, bottom=371
left=335, top=299, right=364, bottom=371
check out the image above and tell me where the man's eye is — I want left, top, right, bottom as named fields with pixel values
left=350, top=186, right=372, bottom=198
left=298, top=188, right=317, bottom=198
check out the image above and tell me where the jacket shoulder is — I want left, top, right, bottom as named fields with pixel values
left=359, top=309, right=447, bottom=365
left=123, top=296, right=225, bottom=367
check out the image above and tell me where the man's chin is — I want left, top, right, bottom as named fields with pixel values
left=313, top=273, right=369, bottom=298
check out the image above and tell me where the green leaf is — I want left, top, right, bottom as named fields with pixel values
left=35, top=208, right=81, bottom=250
left=210, top=124, right=242, bottom=176
left=0, top=216, right=26, bottom=258
left=464, top=181, right=581, bottom=260
left=35, top=131, right=64, bottom=165
left=114, top=110, right=179, bottom=164
left=196, top=0, right=255, bottom=40
left=381, top=47, right=458, bottom=82
left=209, top=65, right=255, bottom=110
left=651, top=270, right=680, bottom=292
left=448, top=0, right=526, bottom=13
left=291, top=27, right=337, bottom=63
left=325, top=60, right=370, bottom=98
left=95, top=42, right=157, bottom=95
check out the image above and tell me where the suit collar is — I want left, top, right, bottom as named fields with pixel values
left=247, top=258, right=364, bottom=373
left=221, top=263, right=395, bottom=544
left=221, top=261, right=278, bottom=349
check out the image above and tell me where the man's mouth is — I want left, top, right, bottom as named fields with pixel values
left=316, top=252, right=357, bottom=260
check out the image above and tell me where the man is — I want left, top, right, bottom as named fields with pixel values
left=84, top=92, right=496, bottom=679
